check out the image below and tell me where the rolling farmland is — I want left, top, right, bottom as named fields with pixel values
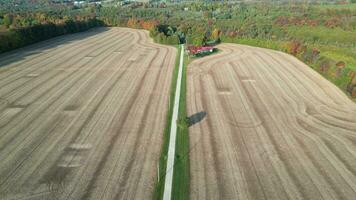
left=187, top=44, right=356, bottom=200
left=0, top=27, right=176, bottom=200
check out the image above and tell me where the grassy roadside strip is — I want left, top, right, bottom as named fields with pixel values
left=154, top=45, right=181, bottom=200
left=172, top=54, right=190, bottom=200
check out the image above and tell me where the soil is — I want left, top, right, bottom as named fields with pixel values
left=187, top=43, right=356, bottom=200
left=0, top=27, right=176, bottom=200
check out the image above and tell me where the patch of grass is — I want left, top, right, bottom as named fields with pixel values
left=171, top=53, right=190, bottom=200
left=287, top=26, right=356, bottom=47
left=316, top=45, right=356, bottom=70
left=316, top=4, right=356, bottom=10
left=221, top=36, right=288, bottom=52
left=154, top=45, right=181, bottom=200
left=154, top=46, right=191, bottom=200
left=315, top=63, right=352, bottom=91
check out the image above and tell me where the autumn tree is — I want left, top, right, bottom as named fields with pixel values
left=140, top=20, right=158, bottom=30
left=127, top=18, right=139, bottom=29
left=287, top=41, right=306, bottom=56
left=211, top=28, right=221, bottom=41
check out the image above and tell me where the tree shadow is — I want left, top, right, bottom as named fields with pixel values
left=187, top=111, right=207, bottom=127
left=0, top=27, right=110, bottom=68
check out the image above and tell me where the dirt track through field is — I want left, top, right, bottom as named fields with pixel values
left=187, top=43, right=356, bottom=200
left=0, top=27, right=176, bottom=200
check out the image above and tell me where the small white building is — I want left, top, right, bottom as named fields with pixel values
left=74, top=1, right=86, bottom=6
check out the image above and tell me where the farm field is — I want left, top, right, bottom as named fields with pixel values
left=0, top=27, right=176, bottom=200
left=187, top=44, right=356, bottom=200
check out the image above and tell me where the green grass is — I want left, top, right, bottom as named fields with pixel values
left=316, top=4, right=356, bottom=10
left=316, top=45, right=356, bottom=70
left=154, top=45, right=181, bottom=200
left=171, top=53, right=190, bottom=200
left=221, top=36, right=288, bottom=52
left=287, top=26, right=356, bottom=47
left=154, top=46, right=191, bottom=200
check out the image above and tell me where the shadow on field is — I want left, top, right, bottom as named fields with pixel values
left=187, top=111, right=207, bottom=127
left=0, top=27, right=110, bottom=68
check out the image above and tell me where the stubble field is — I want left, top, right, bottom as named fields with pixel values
left=187, top=43, right=356, bottom=200
left=0, top=27, right=176, bottom=200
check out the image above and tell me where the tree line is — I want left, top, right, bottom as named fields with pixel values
left=0, top=18, right=102, bottom=53
left=0, top=7, right=102, bottom=53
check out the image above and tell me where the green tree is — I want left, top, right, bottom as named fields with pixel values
left=3, top=14, right=13, bottom=28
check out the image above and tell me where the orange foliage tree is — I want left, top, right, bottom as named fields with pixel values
left=211, top=28, right=221, bottom=41
left=139, top=20, right=159, bottom=30
left=287, top=41, right=306, bottom=56
left=127, top=18, right=139, bottom=28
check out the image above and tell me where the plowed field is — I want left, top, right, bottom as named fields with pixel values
left=0, top=28, right=176, bottom=200
left=187, top=43, right=356, bottom=200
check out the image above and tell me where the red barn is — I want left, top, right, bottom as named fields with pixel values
left=187, top=45, right=214, bottom=55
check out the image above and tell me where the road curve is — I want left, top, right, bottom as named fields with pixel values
left=187, top=43, right=356, bottom=200
left=0, top=27, right=176, bottom=200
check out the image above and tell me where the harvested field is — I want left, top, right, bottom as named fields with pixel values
left=0, top=27, right=176, bottom=200
left=187, top=43, right=356, bottom=200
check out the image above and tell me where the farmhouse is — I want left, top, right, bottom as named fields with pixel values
left=187, top=45, right=214, bottom=55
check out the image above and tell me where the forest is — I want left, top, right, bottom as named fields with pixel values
left=0, top=0, right=355, bottom=98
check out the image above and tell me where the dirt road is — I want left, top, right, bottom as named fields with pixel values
left=0, top=27, right=176, bottom=200
left=187, top=43, right=356, bottom=200
left=163, top=44, right=184, bottom=200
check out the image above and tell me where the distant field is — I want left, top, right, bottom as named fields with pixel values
left=0, top=27, right=176, bottom=200
left=187, top=43, right=356, bottom=200
left=287, top=26, right=356, bottom=47
left=317, top=45, right=356, bottom=70
left=317, top=4, right=356, bottom=9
